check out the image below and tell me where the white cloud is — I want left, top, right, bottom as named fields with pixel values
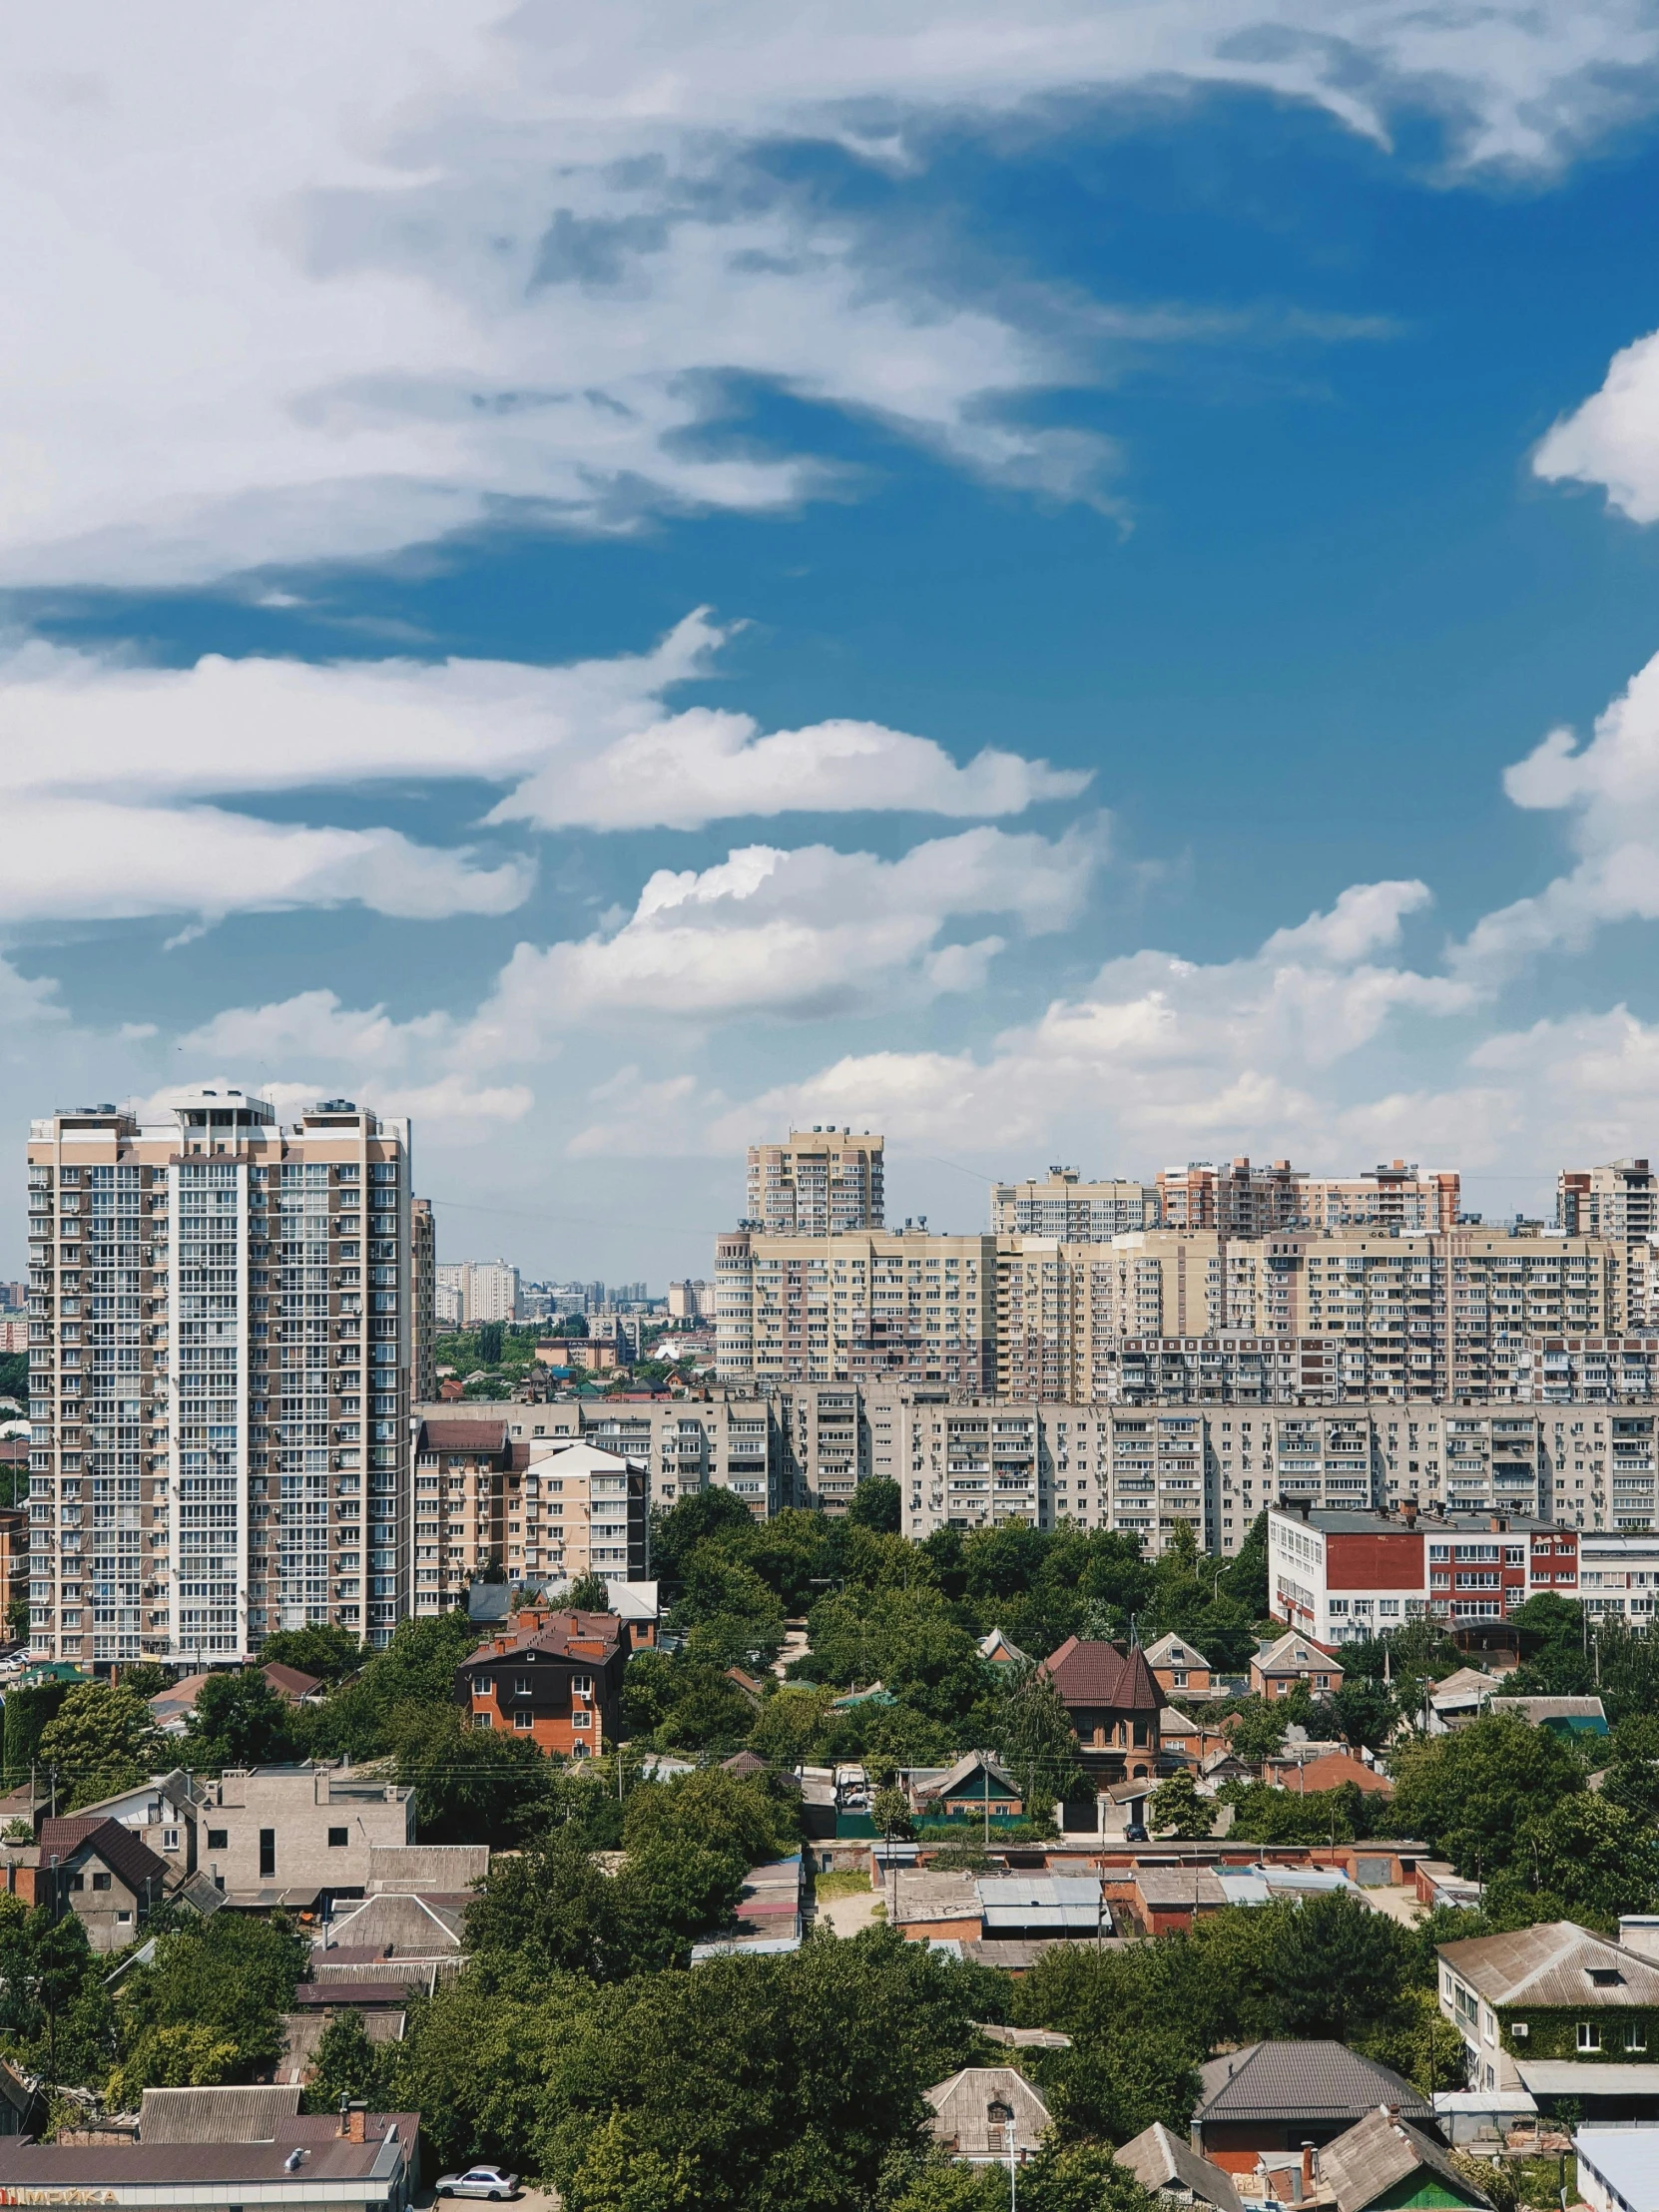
left=1454, top=649, right=1659, bottom=976
left=0, top=3, right=1650, bottom=585
left=467, top=819, right=1106, bottom=1044
left=1534, top=327, right=1659, bottom=522
left=0, top=616, right=1082, bottom=928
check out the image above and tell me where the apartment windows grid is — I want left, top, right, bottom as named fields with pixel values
left=27, top=1089, right=415, bottom=1668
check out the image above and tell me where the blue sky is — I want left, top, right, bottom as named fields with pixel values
left=12, top=4, right=1659, bottom=1278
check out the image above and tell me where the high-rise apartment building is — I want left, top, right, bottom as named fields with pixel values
left=26, top=1089, right=414, bottom=1668
left=1156, top=1157, right=1458, bottom=1234
left=1559, top=1160, right=1658, bottom=1241
left=411, top=1198, right=435, bottom=1402
left=433, top=1259, right=519, bottom=1326
left=745, top=1129, right=884, bottom=1235
left=716, top=1226, right=995, bottom=1389
left=990, top=1168, right=1154, bottom=1240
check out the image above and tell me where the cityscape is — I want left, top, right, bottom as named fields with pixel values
left=12, top=7, right=1659, bottom=2209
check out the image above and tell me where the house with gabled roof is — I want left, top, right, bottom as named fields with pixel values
left=36, top=1816, right=169, bottom=1951
left=1251, top=1631, right=1345, bottom=1701
left=925, top=2068, right=1051, bottom=2164
left=1144, top=1634, right=1216, bottom=1702
left=1438, top=1922, right=1659, bottom=2113
left=1038, top=1637, right=1165, bottom=1782
left=906, top=1754, right=1023, bottom=1823
left=1116, top=2122, right=1244, bottom=2212
left=1317, top=2108, right=1489, bottom=2212
left=1190, top=2042, right=1434, bottom=2167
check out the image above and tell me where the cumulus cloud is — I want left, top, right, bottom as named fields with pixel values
left=0, top=615, right=1082, bottom=928
left=1534, top=327, right=1659, bottom=521
left=467, top=819, right=1106, bottom=1045
left=0, top=3, right=1650, bottom=584
left=1454, top=650, right=1659, bottom=976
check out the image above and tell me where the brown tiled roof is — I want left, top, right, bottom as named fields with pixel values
left=457, top=1611, right=621, bottom=1671
left=261, top=1663, right=322, bottom=1700
left=39, top=1816, right=169, bottom=1896
left=1039, top=1637, right=1167, bottom=1712
left=1194, top=2042, right=1430, bottom=2127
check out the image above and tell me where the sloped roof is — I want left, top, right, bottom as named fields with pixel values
left=39, top=1816, right=168, bottom=1894
left=1040, top=1637, right=1167, bottom=1712
left=1439, top=1921, right=1659, bottom=2007
left=1194, top=2043, right=1430, bottom=2127
left=916, top=1753, right=1019, bottom=1801
left=325, top=1891, right=466, bottom=1954
left=457, top=1611, right=622, bottom=1671
left=1144, top=1635, right=1209, bottom=1670
left=1487, top=1695, right=1608, bottom=1729
left=1430, top=1667, right=1501, bottom=1704
left=1116, top=2121, right=1245, bottom=2212
left=416, top=1417, right=510, bottom=1458
left=367, top=1845, right=487, bottom=1894
left=1255, top=1631, right=1346, bottom=1678
left=261, top=1663, right=322, bottom=1701
left=140, top=2084, right=302, bottom=2143
left=924, top=2067, right=1052, bottom=2159
left=978, top=1629, right=1030, bottom=1666
left=1320, top=2109, right=1485, bottom=2212
left=1136, top=1868, right=1228, bottom=1912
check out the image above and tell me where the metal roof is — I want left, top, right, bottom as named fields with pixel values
left=1320, top=2108, right=1484, bottom=2212
left=1439, top=1921, right=1659, bottom=2008
left=1116, top=2122, right=1245, bottom=2212
left=1516, top=2062, right=1659, bottom=2094
left=1575, top=2130, right=1659, bottom=2212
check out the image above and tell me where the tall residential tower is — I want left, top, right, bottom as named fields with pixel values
left=26, top=1090, right=414, bottom=1669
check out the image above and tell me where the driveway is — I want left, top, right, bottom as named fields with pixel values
left=815, top=1886, right=884, bottom=1937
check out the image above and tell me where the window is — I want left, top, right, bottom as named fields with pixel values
left=116, top=1910, right=132, bottom=1925
left=571, top=1710, right=591, bottom=1728
left=514, top=1711, right=534, bottom=1730
left=67, top=1874, right=84, bottom=1892
left=206, top=1828, right=228, bottom=1851
left=571, top=1673, right=592, bottom=1696
left=473, top=1675, right=493, bottom=1696
left=162, top=1828, right=179, bottom=1851
left=1629, top=2025, right=1648, bottom=2052
left=472, top=1712, right=493, bottom=1729
left=1578, top=2022, right=1601, bottom=2051
left=91, top=1871, right=111, bottom=1893
left=514, top=1675, right=535, bottom=1696
left=327, top=1827, right=348, bottom=1849
left=259, top=1829, right=276, bottom=1880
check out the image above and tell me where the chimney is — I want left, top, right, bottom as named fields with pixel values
left=1401, top=1500, right=1417, bottom=1527
left=340, top=2100, right=367, bottom=2144
left=1301, top=2144, right=1317, bottom=2197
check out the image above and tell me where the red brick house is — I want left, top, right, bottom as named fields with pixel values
left=1037, top=1638, right=1166, bottom=1783
left=454, top=1610, right=628, bottom=1759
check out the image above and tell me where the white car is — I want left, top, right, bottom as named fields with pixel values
left=435, top=2165, right=520, bottom=2200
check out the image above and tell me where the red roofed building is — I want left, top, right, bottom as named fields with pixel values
left=1038, top=1638, right=1167, bottom=1783
left=453, top=1610, right=628, bottom=1759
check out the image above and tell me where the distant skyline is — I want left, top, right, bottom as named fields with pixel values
left=13, top=8, right=1659, bottom=1278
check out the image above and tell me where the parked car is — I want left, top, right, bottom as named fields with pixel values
left=436, top=2165, right=520, bottom=2200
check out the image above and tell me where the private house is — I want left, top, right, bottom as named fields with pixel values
left=1116, top=2123, right=1244, bottom=2212
left=1250, top=1633, right=1345, bottom=1701
left=925, top=2069, right=1052, bottom=2164
left=978, top=1629, right=1029, bottom=1671
left=1160, top=1711, right=1232, bottom=1769
left=1190, top=2043, right=1434, bottom=2169
left=1260, top=1750, right=1392, bottom=1800
left=54, top=1771, right=206, bottom=1878
left=1438, top=1921, right=1659, bottom=2115
left=1038, top=1638, right=1166, bottom=1783
left=1426, top=1667, right=1502, bottom=1733
left=1317, top=2107, right=1490, bottom=2212
left=454, top=1608, right=628, bottom=1758
left=1144, top=1635, right=1216, bottom=1702
left=906, top=1755, right=1023, bottom=1825
left=35, top=1817, right=169, bottom=1952
left=195, top=1766, right=414, bottom=1906
left=1485, top=1695, right=1609, bottom=1738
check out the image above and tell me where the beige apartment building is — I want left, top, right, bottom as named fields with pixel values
left=26, top=1090, right=414, bottom=1669
left=716, top=1225, right=997, bottom=1391
left=1560, top=1160, right=1659, bottom=1241
left=1155, top=1158, right=1458, bottom=1235
left=745, top=1129, right=884, bottom=1235
left=990, top=1169, right=1154, bottom=1240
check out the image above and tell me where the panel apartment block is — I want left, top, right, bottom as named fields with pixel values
left=1267, top=1502, right=1581, bottom=1645
left=1156, top=1158, right=1458, bottom=1235
left=1559, top=1159, right=1658, bottom=1241
left=716, top=1226, right=997, bottom=1390
left=26, top=1090, right=413, bottom=1668
left=745, top=1129, right=884, bottom=1235
left=990, top=1169, right=1154, bottom=1240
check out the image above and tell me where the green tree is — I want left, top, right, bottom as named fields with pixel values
left=675, top=1552, right=787, bottom=1667
left=38, top=1682, right=164, bottom=1809
left=2, top=1680, right=71, bottom=1788
left=300, top=2008, right=393, bottom=2115
left=566, top=2109, right=699, bottom=2212
left=477, top=1322, right=505, bottom=1366
left=569, top=1572, right=613, bottom=1612
left=115, top=1913, right=308, bottom=2086
left=622, top=1765, right=793, bottom=1864
left=1512, top=1793, right=1659, bottom=1922
left=1360, top=1985, right=1470, bottom=2100
left=747, top=1684, right=835, bottom=1767
left=1263, top=1890, right=1413, bottom=2042
left=391, top=1704, right=560, bottom=1848
left=650, top=1490, right=758, bottom=1597
left=304, top=1609, right=481, bottom=1762
left=1223, top=1779, right=1362, bottom=1846
left=806, top=1587, right=986, bottom=1723
left=846, top=1479, right=902, bottom=1534
left=872, top=1785, right=915, bottom=1842
left=1149, top=1770, right=1213, bottom=1840
left=1321, top=1678, right=1397, bottom=1752
left=258, top=1623, right=363, bottom=1683
left=1021, top=2141, right=1165, bottom=2212
left=1226, top=1697, right=1290, bottom=1764
left=1386, top=1712, right=1583, bottom=1880
left=183, top=1670, right=303, bottom=1772
left=995, top=1663, right=1081, bottom=1811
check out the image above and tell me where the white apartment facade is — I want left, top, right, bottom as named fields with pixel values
left=26, top=1090, right=415, bottom=1667
left=434, top=1259, right=519, bottom=1326
left=1559, top=1160, right=1658, bottom=1241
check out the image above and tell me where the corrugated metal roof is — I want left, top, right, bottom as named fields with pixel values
left=1195, top=2043, right=1430, bottom=2126
left=139, top=2085, right=300, bottom=2143
left=367, top=1844, right=488, bottom=1894
left=1575, top=2130, right=1659, bottom=2212
left=1322, top=2109, right=1483, bottom=2212
left=1439, top=1922, right=1659, bottom=2008
left=976, top=1878, right=1102, bottom=1910
left=925, top=2068, right=1051, bottom=2160
left=1116, top=2122, right=1245, bottom=2212
left=1516, top=2062, right=1659, bottom=2094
